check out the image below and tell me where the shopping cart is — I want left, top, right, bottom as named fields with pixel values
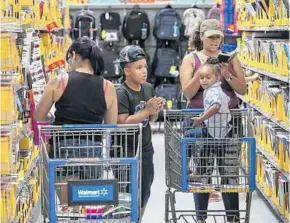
left=164, top=109, right=256, bottom=223
left=39, top=124, right=142, bottom=223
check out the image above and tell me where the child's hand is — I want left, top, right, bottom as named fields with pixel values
left=155, top=97, right=166, bottom=113
left=145, top=98, right=160, bottom=115
left=252, top=73, right=260, bottom=80
left=192, top=117, right=203, bottom=127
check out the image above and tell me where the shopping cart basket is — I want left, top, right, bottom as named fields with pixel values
left=164, top=109, right=256, bottom=223
left=40, top=124, right=142, bottom=223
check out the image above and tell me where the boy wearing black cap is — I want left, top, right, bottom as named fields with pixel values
left=116, top=45, right=165, bottom=220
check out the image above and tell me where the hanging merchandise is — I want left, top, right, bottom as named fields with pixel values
left=69, top=14, right=74, bottom=39
left=98, top=41, right=121, bottom=80
left=73, top=9, right=98, bottom=40
left=153, top=5, right=182, bottom=41
left=152, top=46, right=180, bottom=79
left=219, top=0, right=238, bottom=34
left=154, top=83, right=179, bottom=118
left=182, top=6, right=206, bottom=38
left=122, top=4, right=150, bottom=42
left=100, top=8, right=121, bottom=42
left=207, top=3, right=222, bottom=20
left=0, top=30, right=38, bottom=223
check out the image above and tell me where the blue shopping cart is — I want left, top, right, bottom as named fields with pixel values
left=164, top=109, right=256, bottom=223
left=40, top=124, right=142, bottom=222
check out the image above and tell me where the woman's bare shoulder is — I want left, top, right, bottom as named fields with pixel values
left=183, top=53, right=194, bottom=62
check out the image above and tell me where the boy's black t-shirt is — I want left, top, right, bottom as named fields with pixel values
left=117, top=82, right=155, bottom=151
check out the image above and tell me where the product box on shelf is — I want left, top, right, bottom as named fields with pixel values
left=256, top=154, right=289, bottom=219
left=0, top=134, right=13, bottom=175
left=245, top=76, right=289, bottom=127
left=0, top=33, right=21, bottom=72
left=0, top=183, right=16, bottom=223
left=0, top=86, right=17, bottom=125
left=277, top=175, right=289, bottom=215
left=239, top=37, right=290, bottom=77
left=236, top=0, right=290, bottom=28
left=281, top=139, right=290, bottom=173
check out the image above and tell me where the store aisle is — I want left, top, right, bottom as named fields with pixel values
left=142, top=132, right=280, bottom=223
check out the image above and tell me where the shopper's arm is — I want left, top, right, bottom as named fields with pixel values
left=221, top=58, right=247, bottom=95
left=117, top=96, right=159, bottom=124
left=180, top=54, right=201, bottom=100
left=193, top=104, right=220, bottom=126
left=34, top=78, right=56, bottom=121
left=104, top=82, right=118, bottom=124
left=118, top=109, right=151, bottom=125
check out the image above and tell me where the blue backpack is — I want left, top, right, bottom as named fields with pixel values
left=153, top=5, right=182, bottom=41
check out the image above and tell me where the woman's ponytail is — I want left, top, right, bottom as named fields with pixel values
left=192, top=22, right=203, bottom=51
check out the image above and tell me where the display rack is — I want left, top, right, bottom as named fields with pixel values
left=0, top=0, right=70, bottom=222
left=235, top=0, right=290, bottom=221
left=68, top=2, right=214, bottom=9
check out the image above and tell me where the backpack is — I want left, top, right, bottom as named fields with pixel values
left=99, top=42, right=121, bottom=80
left=153, top=5, right=182, bottom=41
left=100, top=11, right=121, bottom=41
left=73, top=10, right=97, bottom=40
left=155, top=84, right=179, bottom=119
left=122, top=5, right=150, bottom=41
left=182, top=7, right=205, bottom=38
left=152, top=47, right=179, bottom=78
left=207, top=4, right=221, bottom=20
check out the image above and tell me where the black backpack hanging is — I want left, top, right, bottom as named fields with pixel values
left=98, top=41, right=121, bottom=80
left=100, top=8, right=121, bottom=42
left=153, top=5, right=182, bottom=41
left=152, top=45, right=180, bottom=79
left=73, top=9, right=97, bottom=40
left=122, top=4, right=150, bottom=42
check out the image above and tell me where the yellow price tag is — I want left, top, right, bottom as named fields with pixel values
left=101, top=30, right=107, bottom=40
left=167, top=100, right=172, bottom=109
left=170, top=65, right=176, bottom=73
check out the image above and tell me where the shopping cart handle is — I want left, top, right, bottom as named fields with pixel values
left=182, top=109, right=204, bottom=112
left=62, top=124, right=118, bottom=129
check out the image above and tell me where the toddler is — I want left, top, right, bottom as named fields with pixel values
left=193, top=57, right=232, bottom=138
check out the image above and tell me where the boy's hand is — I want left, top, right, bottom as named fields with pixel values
left=192, top=117, right=203, bottom=127
left=145, top=97, right=160, bottom=115
left=155, top=97, right=166, bottom=112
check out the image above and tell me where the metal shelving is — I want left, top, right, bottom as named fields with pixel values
left=239, top=26, right=290, bottom=32
left=68, top=3, right=214, bottom=9
left=242, top=65, right=289, bottom=83
left=256, top=145, right=290, bottom=181
left=256, top=184, right=289, bottom=223
left=238, top=95, right=290, bottom=132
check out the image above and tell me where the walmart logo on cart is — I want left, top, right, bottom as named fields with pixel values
left=72, top=184, right=114, bottom=202
left=78, top=188, right=108, bottom=197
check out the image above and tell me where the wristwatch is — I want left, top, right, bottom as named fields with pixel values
left=225, top=73, right=233, bottom=82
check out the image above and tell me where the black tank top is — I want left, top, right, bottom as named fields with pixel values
left=54, top=71, right=107, bottom=125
